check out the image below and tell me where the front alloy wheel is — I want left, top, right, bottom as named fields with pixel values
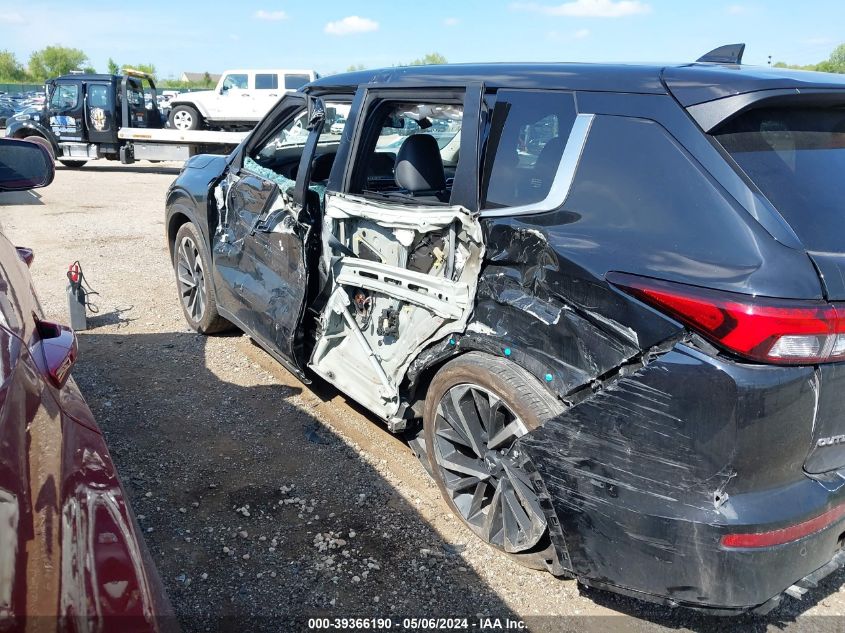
left=176, top=234, right=206, bottom=322
left=171, top=221, right=230, bottom=334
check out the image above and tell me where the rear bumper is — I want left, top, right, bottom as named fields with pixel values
left=517, top=343, right=845, bottom=611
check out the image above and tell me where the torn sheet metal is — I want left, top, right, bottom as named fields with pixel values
left=326, top=193, right=483, bottom=240
left=309, top=194, right=485, bottom=420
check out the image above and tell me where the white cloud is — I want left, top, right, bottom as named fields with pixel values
left=443, top=17, right=460, bottom=26
left=574, top=28, right=591, bottom=38
left=0, top=12, right=25, bottom=24
left=324, top=15, right=379, bottom=36
left=254, top=9, right=287, bottom=21
left=511, top=0, right=651, bottom=18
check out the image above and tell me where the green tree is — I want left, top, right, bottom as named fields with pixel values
left=202, top=71, right=212, bottom=87
left=829, top=43, right=845, bottom=69
left=107, top=57, right=120, bottom=75
left=28, top=46, right=89, bottom=80
left=346, top=63, right=366, bottom=72
left=773, top=42, right=845, bottom=74
left=0, top=50, right=25, bottom=81
left=409, top=52, right=447, bottom=66
left=129, top=63, right=156, bottom=78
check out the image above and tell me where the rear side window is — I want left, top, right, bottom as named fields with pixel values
left=255, top=73, right=279, bottom=90
left=481, top=90, right=577, bottom=209
left=714, top=107, right=845, bottom=253
left=284, top=74, right=311, bottom=90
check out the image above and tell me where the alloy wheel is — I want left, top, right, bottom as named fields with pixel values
left=172, top=110, right=193, bottom=130
left=176, top=236, right=206, bottom=322
left=432, top=383, right=547, bottom=553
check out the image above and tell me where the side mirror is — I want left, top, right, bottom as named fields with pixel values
left=0, top=138, right=55, bottom=192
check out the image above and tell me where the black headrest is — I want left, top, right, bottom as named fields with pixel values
left=395, top=134, right=446, bottom=192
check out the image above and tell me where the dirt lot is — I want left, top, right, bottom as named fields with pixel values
left=3, top=162, right=845, bottom=632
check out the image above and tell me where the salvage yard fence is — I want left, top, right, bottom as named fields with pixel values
left=0, top=83, right=45, bottom=94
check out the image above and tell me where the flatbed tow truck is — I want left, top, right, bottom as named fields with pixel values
left=4, top=69, right=247, bottom=167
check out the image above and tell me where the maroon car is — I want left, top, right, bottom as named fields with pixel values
left=0, top=138, right=173, bottom=632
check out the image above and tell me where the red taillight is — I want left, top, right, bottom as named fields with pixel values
left=607, top=272, right=845, bottom=365
left=721, top=505, right=845, bottom=548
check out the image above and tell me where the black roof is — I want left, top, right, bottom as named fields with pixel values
left=309, top=62, right=845, bottom=106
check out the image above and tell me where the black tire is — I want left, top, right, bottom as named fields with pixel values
left=424, top=352, right=563, bottom=569
left=172, top=222, right=230, bottom=334
left=23, top=135, right=55, bottom=160
left=168, top=104, right=202, bottom=131
left=58, top=160, right=87, bottom=169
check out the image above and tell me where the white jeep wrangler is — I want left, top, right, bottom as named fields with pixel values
left=168, top=69, right=317, bottom=131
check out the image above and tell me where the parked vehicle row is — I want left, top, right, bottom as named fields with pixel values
left=0, top=91, right=47, bottom=127
left=165, top=45, right=845, bottom=615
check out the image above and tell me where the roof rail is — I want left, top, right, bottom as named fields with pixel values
left=696, top=43, right=745, bottom=65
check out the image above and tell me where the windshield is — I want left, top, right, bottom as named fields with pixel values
left=715, top=106, right=845, bottom=253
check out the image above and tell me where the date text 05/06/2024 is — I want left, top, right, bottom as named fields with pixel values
left=306, top=617, right=528, bottom=629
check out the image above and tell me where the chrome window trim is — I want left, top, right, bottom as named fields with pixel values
left=480, top=113, right=595, bottom=218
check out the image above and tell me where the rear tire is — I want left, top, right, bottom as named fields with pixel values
left=423, top=352, right=563, bottom=569
left=23, top=135, right=55, bottom=160
left=169, top=105, right=202, bottom=131
left=58, top=160, right=87, bottom=169
left=173, top=222, right=230, bottom=334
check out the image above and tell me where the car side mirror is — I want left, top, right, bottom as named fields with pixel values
left=0, top=138, right=55, bottom=192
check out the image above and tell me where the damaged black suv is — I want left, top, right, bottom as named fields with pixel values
left=166, top=44, right=845, bottom=613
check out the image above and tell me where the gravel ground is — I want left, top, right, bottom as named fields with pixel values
left=3, top=162, right=845, bottom=632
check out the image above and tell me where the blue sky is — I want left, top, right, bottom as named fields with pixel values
left=0, top=0, right=842, bottom=77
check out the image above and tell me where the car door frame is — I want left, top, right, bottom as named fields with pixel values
left=210, top=93, right=336, bottom=380
left=46, top=79, right=85, bottom=142
left=337, top=82, right=483, bottom=212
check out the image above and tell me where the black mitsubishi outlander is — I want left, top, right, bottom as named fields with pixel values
left=165, top=44, right=845, bottom=614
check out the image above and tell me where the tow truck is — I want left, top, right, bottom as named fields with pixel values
left=4, top=69, right=248, bottom=168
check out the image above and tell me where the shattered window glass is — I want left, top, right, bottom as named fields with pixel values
left=481, top=90, right=577, bottom=209
left=245, top=102, right=351, bottom=201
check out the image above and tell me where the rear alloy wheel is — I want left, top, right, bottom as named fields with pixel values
left=173, top=222, right=229, bottom=334
left=169, top=105, right=201, bottom=131
left=424, top=352, right=563, bottom=566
